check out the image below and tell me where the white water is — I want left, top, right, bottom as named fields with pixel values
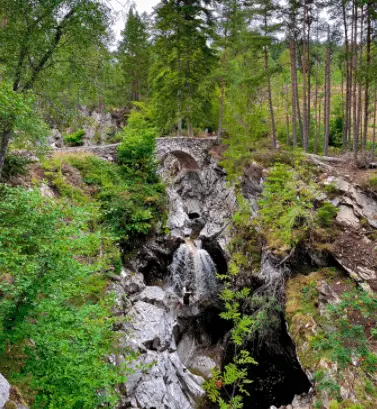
left=170, top=240, right=217, bottom=301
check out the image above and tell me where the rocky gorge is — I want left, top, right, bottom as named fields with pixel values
left=2, top=140, right=377, bottom=409
left=110, top=144, right=377, bottom=409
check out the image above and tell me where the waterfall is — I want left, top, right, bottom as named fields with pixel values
left=170, top=240, right=217, bottom=301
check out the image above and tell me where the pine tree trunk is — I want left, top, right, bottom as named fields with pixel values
left=264, top=38, right=277, bottom=149
left=363, top=2, right=371, bottom=150
left=307, top=15, right=312, bottom=146
left=314, top=14, right=319, bottom=154
left=314, top=53, right=319, bottom=154
left=294, top=39, right=304, bottom=142
left=285, top=84, right=290, bottom=145
left=352, top=2, right=358, bottom=161
left=218, top=76, right=225, bottom=139
left=342, top=1, right=350, bottom=149
left=319, top=95, right=322, bottom=152
left=301, top=3, right=309, bottom=151
left=324, top=29, right=331, bottom=156
left=187, top=121, right=193, bottom=138
left=357, top=6, right=363, bottom=150
left=290, top=38, right=298, bottom=148
left=0, top=129, right=12, bottom=179
left=373, top=76, right=377, bottom=162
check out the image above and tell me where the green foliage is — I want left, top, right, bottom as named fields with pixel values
left=312, top=288, right=377, bottom=373
left=118, top=7, right=150, bottom=102
left=45, top=152, right=165, bottom=249
left=117, top=103, right=158, bottom=178
left=317, top=203, right=338, bottom=227
left=150, top=0, right=217, bottom=133
left=258, top=163, right=316, bottom=251
left=0, top=185, right=125, bottom=408
left=329, top=96, right=344, bottom=148
left=361, top=173, right=377, bottom=194
left=0, top=78, right=48, bottom=152
left=1, top=154, right=31, bottom=181
left=63, top=129, right=85, bottom=146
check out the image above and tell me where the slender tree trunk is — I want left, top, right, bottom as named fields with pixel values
left=363, top=2, right=371, bottom=150
left=218, top=34, right=228, bottom=139
left=307, top=15, right=312, bottom=146
left=294, top=38, right=304, bottom=142
left=344, top=0, right=352, bottom=150
left=301, top=3, right=309, bottom=151
left=285, top=84, right=290, bottom=145
left=324, top=27, right=331, bottom=156
left=357, top=5, right=364, bottom=149
left=264, top=44, right=277, bottom=149
left=218, top=76, right=225, bottom=139
left=0, top=129, right=12, bottom=179
left=373, top=75, right=376, bottom=162
left=342, top=0, right=349, bottom=151
left=352, top=2, right=358, bottom=161
left=263, top=13, right=277, bottom=149
left=314, top=54, right=319, bottom=154
left=290, top=38, right=298, bottom=148
left=314, top=14, right=319, bottom=154
left=319, top=95, right=322, bottom=152
left=187, top=121, right=193, bottom=138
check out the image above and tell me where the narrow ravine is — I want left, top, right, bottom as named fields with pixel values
left=114, top=146, right=314, bottom=409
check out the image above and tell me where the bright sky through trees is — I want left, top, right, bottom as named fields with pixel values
left=110, top=0, right=158, bottom=41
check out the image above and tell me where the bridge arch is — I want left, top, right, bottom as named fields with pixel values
left=155, top=137, right=218, bottom=170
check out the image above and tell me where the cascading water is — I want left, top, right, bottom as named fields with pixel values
left=169, top=240, right=217, bottom=302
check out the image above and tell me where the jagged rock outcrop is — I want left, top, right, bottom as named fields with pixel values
left=161, top=156, right=237, bottom=249
left=322, top=175, right=377, bottom=292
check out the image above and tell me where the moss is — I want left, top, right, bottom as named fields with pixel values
left=188, top=367, right=207, bottom=378
left=4, top=401, right=17, bottom=409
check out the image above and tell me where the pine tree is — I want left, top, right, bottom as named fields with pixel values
left=118, top=8, right=150, bottom=103
left=150, top=0, right=217, bottom=136
left=215, top=0, right=244, bottom=138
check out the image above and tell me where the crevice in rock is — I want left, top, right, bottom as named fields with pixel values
left=188, top=212, right=201, bottom=220
left=201, top=239, right=228, bottom=276
left=242, top=314, right=311, bottom=409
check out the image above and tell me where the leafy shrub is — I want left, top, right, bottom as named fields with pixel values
left=258, top=163, right=316, bottom=251
left=45, top=153, right=165, bottom=250
left=63, top=129, right=85, bottom=146
left=361, top=174, right=377, bottom=194
left=317, top=203, right=338, bottom=227
left=117, top=103, right=158, bottom=179
left=1, top=154, right=31, bottom=180
left=0, top=185, right=125, bottom=408
left=0, top=80, right=49, bottom=153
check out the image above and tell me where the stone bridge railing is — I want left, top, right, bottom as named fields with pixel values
left=52, top=137, right=219, bottom=169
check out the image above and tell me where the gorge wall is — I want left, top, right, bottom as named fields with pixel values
left=113, top=142, right=318, bottom=409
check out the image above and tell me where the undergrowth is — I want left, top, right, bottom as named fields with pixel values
left=0, top=185, right=126, bottom=408
left=258, top=163, right=338, bottom=254
left=286, top=269, right=377, bottom=409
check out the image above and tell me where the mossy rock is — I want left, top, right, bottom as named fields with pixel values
left=5, top=401, right=17, bottom=409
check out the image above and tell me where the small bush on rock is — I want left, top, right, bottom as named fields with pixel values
left=63, top=129, right=85, bottom=146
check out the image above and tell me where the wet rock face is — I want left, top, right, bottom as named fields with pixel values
left=160, top=155, right=237, bottom=250
left=116, top=239, right=225, bottom=409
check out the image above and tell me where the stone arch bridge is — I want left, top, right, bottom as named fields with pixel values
left=53, top=137, right=218, bottom=170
